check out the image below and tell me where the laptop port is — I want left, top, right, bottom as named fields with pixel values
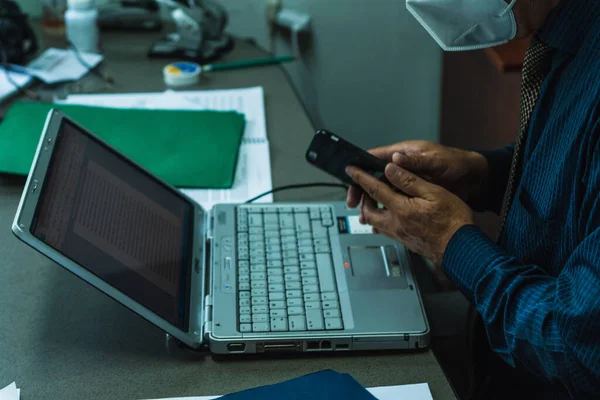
left=261, top=342, right=299, bottom=352
left=335, top=343, right=349, bottom=350
left=307, top=341, right=320, bottom=350
left=227, top=343, right=246, bottom=352
left=320, top=340, right=332, bottom=350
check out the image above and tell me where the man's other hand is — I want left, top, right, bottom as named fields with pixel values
left=346, top=162, right=475, bottom=268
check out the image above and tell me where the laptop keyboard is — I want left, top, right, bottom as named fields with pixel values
left=236, top=205, right=344, bottom=333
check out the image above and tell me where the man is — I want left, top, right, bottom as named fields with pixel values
left=346, top=0, right=600, bottom=398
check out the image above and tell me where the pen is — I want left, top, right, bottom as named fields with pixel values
left=202, top=55, right=295, bottom=72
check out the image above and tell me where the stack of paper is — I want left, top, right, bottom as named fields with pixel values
left=58, top=86, right=273, bottom=210
left=0, top=69, right=32, bottom=103
left=0, top=382, right=20, bottom=400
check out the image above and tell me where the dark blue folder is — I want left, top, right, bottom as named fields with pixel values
left=220, top=369, right=377, bottom=400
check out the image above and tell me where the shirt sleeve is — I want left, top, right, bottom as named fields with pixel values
left=476, top=143, right=515, bottom=214
left=442, top=223, right=600, bottom=397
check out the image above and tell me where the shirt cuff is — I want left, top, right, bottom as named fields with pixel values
left=442, top=224, right=504, bottom=300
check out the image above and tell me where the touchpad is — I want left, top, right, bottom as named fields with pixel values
left=347, top=246, right=408, bottom=290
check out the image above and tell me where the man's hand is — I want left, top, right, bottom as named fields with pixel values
left=347, top=141, right=489, bottom=210
left=346, top=162, right=475, bottom=268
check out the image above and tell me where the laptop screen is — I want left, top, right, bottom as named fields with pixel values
left=30, top=118, right=194, bottom=331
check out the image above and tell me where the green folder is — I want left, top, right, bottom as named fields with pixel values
left=0, top=101, right=246, bottom=188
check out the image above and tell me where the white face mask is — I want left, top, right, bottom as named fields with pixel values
left=406, top=0, right=518, bottom=51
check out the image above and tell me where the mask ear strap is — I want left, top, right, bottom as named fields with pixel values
left=498, top=0, right=517, bottom=17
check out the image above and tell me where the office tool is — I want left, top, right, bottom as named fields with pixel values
left=58, top=86, right=273, bottom=209
left=149, top=0, right=233, bottom=62
left=0, top=0, right=38, bottom=64
left=0, top=382, right=20, bottom=400
left=163, top=62, right=202, bottom=87
left=98, top=0, right=162, bottom=31
left=0, top=68, right=32, bottom=103
left=202, top=56, right=295, bottom=72
left=65, top=0, right=100, bottom=54
left=17, top=47, right=103, bottom=84
left=0, top=101, right=245, bottom=188
left=143, top=382, right=434, bottom=400
left=12, top=109, right=430, bottom=353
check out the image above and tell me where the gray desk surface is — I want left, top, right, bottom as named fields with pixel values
left=0, top=28, right=457, bottom=400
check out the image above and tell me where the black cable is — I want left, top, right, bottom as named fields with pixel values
left=245, top=182, right=348, bottom=204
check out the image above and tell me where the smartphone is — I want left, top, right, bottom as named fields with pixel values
left=305, top=129, right=389, bottom=186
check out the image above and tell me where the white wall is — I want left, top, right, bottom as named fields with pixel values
left=221, top=0, right=442, bottom=148
left=16, top=0, right=443, bottom=148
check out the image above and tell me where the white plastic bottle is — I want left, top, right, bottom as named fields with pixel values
left=65, top=0, right=100, bottom=53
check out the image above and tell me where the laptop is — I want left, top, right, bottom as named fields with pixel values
left=12, top=110, right=430, bottom=354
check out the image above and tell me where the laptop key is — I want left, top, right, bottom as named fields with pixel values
left=303, top=284, right=319, bottom=293
left=268, top=283, right=284, bottom=292
left=287, top=298, right=303, bottom=307
left=285, top=281, right=301, bottom=290
left=264, top=214, right=279, bottom=225
left=300, top=253, right=315, bottom=261
left=325, top=318, right=343, bottom=330
left=239, top=291, right=251, bottom=299
left=288, top=306, right=304, bottom=315
left=238, top=275, right=250, bottom=283
left=271, top=317, right=288, bottom=332
left=250, top=264, right=266, bottom=273
left=297, top=232, right=312, bottom=240
left=270, top=300, right=286, bottom=309
left=322, top=301, right=338, bottom=310
left=305, top=301, right=321, bottom=310
left=282, top=242, right=297, bottom=251
left=279, top=214, right=294, bottom=228
left=301, top=269, right=317, bottom=278
left=286, top=290, right=302, bottom=298
left=239, top=299, right=250, bottom=307
left=284, top=274, right=300, bottom=282
left=315, top=246, right=331, bottom=253
left=240, top=324, right=252, bottom=333
left=264, top=223, right=279, bottom=231
left=239, top=267, right=250, bottom=275
left=302, top=277, right=318, bottom=286
left=306, top=310, right=324, bottom=330
left=304, top=293, right=319, bottom=302
left=270, top=309, right=287, bottom=318
left=251, top=272, right=266, bottom=280
left=240, top=314, right=252, bottom=323
left=295, top=213, right=311, bottom=232
left=289, top=315, right=307, bottom=331
left=252, top=288, right=267, bottom=297
left=267, top=260, right=282, bottom=268
left=269, top=292, right=285, bottom=301
left=309, top=208, right=320, bottom=220
left=266, top=237, right=280, bottom=245
left=265, top=231, right=280, bottom=238
left=239, top=282, right=250, bottom=291
left=249, top=214, right=263, bottom=227
left=240, top=306, right=251, bottom=314
left=294, top=206, right=308, bottom=212
left=252, top=322, right=270, bottom=332
left=252, top=305, right=269, bottom=314
left=249, top=227, right=264, bottom=235
left=252, top=297, right=268, bottom=305
left=268, top=276, right=283, bottom=284
left=324, top=309, right=340, bottom=318
left=321, top=292, right=338, bottom=301
left=267, top=269, right=283, bottom=277
left=251, top=281, right=267, bottom=289
left=267, top=252, right=282, bottom=260
left=282, top=236, right=296, bottom=244
left=284, top=266, right=299, bottom=274
left=253, top=314, right=268, bottom=323
left=301, top=261, right=316, bottom=269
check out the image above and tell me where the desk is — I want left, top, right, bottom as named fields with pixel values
left=0, top=27, right=457, bottom=400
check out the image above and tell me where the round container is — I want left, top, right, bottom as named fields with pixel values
left=163, top=62, right=202, bottom=87
left=65, top=0, right=100, bottom=53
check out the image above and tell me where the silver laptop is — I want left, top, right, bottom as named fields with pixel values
left=12, top=110, right=430, bottom=354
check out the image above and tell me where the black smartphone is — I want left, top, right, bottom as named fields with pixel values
left=305, top=129, right=389, bottom=186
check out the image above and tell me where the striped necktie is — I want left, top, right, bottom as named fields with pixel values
left=496, top=36, right=556, bottom=243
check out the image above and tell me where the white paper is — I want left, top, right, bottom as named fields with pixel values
left=141, top=383, right=433, bottom=400
left=179, top=141, right=273, bottom=210
left=60, top=87, right=267, bottom=141
left=59, top=86, right=273, bottom=208
left=0, top=69, right=32, bottom=103
left=0, top=382, right=20, bottom=400
left=21, top=48, right=103, bottom=84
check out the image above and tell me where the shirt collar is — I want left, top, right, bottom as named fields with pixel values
left=538, top=0, right=600, bottom=54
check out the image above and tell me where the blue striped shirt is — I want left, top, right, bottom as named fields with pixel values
left=442, top=0, right=600, bottom=398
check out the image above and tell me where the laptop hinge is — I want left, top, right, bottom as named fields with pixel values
left=203, top=294, right=213, bottom=335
